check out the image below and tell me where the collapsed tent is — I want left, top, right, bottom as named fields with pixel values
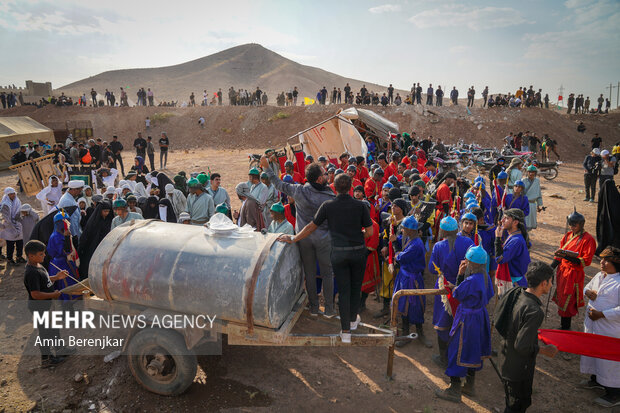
left=291, top=107, right=398, bottom=161
left=0, top=116, right=54, bottom=170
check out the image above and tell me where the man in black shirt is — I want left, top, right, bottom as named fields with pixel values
left=109, top=135, right=124, bottom=175
left=591, top=133, right=602, bottom=149
left=159, top=132, right=170, bottom=169
left=133, top=132, right=147, bottom=158
left=23, top=240, right=70, bottom=368
left=496, top=261, right=558, bottom=413
left=279, top=174, right=373, bottom=344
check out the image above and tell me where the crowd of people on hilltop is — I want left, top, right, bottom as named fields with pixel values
left=5, top=123, right=620, bottom=409
left=567, top=93, right=611, bottom=115
left=3, top=81, right=616, bottom=115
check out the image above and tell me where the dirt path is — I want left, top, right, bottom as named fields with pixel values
left=0, top=151, right=612, bottom=412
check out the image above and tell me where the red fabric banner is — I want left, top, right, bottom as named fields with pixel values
left=538, top=329, right=620, bottom=362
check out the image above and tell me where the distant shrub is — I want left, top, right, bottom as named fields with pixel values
left=221, top=127, right=232, bottom=133
left=151, top=112, right=175, bottom=123
left=268, top=112, right=290, bottom=122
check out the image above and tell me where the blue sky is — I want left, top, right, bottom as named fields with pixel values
left=0, top=0, right=618, bottom=103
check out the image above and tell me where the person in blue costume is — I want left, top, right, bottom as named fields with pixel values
left=473, top=181, right=493, bottom=224
left=503, top=180, right=530, bottom=218
left=391, top=216, right=433, bottom=348
left=471, top=207, right=497, bottom=277
left=491, top=170, right=508, bottom=225
left=428, top=216, right=474, bottom=368
left=458, top=212, right=477, bottom=242
left=47, top=212, right=81, bottom=302
left=495, top=208, right=531, bottom=296
left=436, top=245, right=494, bottom=403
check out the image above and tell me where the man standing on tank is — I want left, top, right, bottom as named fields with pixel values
left=260, top=155, right=337, bottom=317
left=278, top=173, right=373, bottom=343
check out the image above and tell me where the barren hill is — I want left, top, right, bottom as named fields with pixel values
left=3, top=103, right=618, bottom=162
left=56, top=44, right=403, bottom=103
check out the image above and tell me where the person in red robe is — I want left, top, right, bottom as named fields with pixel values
left=346, top=165, right=363, bottom=190
left=434, top=172, right=456, bottom=236
left=377, top=154, right=391, bottom=179
left=355, top=156, right=370, bottom=183
left=416, top=150, right=428, bottom=174
left=281, top=160, right=304, bottom=184
left=284, top=199, right=296, bottom=228
left=360, top=218, right=380, bottom=310
left=338, top=153, right=349, bottom=170
left=386, top=152, right=401, bottom=179
left=364, top=168, right=384, bottom=204
left=552, top=210, right=596, bottom=331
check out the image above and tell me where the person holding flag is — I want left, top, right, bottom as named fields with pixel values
left=390, top=215, right=433, bottom=348
left=47, top=212, right=81, bottom=302
left=436, top=245, right=494, bottom=403
left=491, top=170, right=508, bottom=225
left=429, top=216, right=474, bottom=367
left=495, top=208, right=531, bottom=297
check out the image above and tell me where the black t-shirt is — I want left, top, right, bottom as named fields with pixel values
left=159, top=137, right=169, bottom=151
left=24, top=264, right=55, bottom=309
left=591, top=137, right=602, bottom=148
left=313, top=194, right=372, bottom=248
left=134, top=138, right=147, bottom=153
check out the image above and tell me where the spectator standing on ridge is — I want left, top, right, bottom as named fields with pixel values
left=426, top=84, right=433, bottom=105
left=482, top=86, right=489, bottom=107
left=467, top=86, right=475, bottom=107
left=435, top=86, right=444, bottom=106
left=450, top=87, right=459, bottom=105
left=90, top=89, right=97, bottom=106
left=388, top=84, right=394, bottom=105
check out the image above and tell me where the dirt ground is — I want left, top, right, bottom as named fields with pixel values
left=0, top=149, right=616, bottom=413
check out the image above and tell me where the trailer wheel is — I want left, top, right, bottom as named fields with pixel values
left=127, top=329, right=197, bottom=396
left=542, top=167, right=558, bottom=181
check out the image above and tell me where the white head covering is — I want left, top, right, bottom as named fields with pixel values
left=178, top=212, right=190, bottom=223
left=36, top=175, right=63, bottom=212
left=68, top=180, right=84, bottom=189
left=1, top=187, right=21, bottom=218
left=165, top=184, right=174, bottom=194
left=77, top=197, right=88, bottom=208
left=20, top=203, right=33, bottom=213
left=601, top=149, right=610, bottom=156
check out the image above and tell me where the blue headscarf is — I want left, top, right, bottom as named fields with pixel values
left=134, top=156, right=145, bottom=172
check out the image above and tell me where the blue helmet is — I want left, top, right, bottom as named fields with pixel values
left=466, top=245, right=488, bottom=265
left=53, top=212, right=67, bottom=223
left=464, top=192, right=476, bottom=200
left=515, top=180, right=525, bottom=188
left=474, top=181, right=486, bottom=190
left=282, top=174, right=294, bottom=184
left=497, top=170, right=508, bottom=180
left=474, top=176, right=485, bottom=184
left=382, top=182, right=394, bottom=190
left=402, top=216, right=419, bottom=230
left=439, top=216, right=458, bottom=231
left=461, top=212, right=477, bottom=222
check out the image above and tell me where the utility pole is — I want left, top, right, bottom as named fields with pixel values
left=557, top=84, right=565, bottom=108
left=605, top=82, right=618, bottom=110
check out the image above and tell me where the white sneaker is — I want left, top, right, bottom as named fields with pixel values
left=350, top=314, right=361, bottom=331
left=340, top=331, right=351, bottom=344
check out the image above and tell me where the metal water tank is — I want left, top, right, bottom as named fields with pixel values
left=88, top=220, right=304, bottom=329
